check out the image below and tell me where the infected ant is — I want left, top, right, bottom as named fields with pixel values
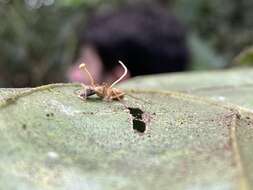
left=77, top=60, right=127, bottom=101
left=77, top=61, right=151, bottom=133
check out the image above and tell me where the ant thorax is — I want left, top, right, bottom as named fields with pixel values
left=94, top=85, right=106, bottom=98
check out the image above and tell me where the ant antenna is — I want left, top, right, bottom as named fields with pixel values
left=79, top=63, right=96, bottom=87
left=110, top=60, right=128, bottom=88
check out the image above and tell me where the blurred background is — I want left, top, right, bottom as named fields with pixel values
left=0, top=0, right=252, bottom=87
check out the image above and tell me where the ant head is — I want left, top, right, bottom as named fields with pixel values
left=79, top=63, right=96, bottom=87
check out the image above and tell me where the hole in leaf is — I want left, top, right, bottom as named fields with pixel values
left=133, top=119, right=146, bottom=133
left=128, top=107, right=146, bottom=133
left=128, top=107, right=143, bottom=119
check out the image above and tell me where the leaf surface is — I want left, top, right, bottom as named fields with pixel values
left=1, top=69, right=253, bottom=189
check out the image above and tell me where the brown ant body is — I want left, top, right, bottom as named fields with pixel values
left=78, top=61, right=127, bottom=101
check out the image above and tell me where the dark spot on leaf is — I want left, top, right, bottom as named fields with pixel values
left=46, top=113, right=54, bottom=117
left=5, top=97, right=15, bottom=104
left=22, top=124, right=27, bottom=130
left=128, top=107, right=146, bottom=133
left=83, top=112, right=94, bottom=115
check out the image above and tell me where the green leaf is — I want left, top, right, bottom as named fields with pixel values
left=122, top=68, right=253, bottom=189
left=1, top=69, right=253, bottom=189
left=234, top=47, right=253, bottom=66
left=121, top=68, right=253, bottom=108
left=57, top=0, right=100, bottom=7
left=188, top=34, right=227, bottom=70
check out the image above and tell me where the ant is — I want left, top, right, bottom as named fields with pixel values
left=77, top=60, right=127, bottom=101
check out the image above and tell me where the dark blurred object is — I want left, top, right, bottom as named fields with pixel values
left=0, top=0, right=252, bottom=87
left=76, top=3, right=189, bottom=77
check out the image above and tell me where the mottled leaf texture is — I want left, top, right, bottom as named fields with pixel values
left=1, top=69, right=253, bottom=190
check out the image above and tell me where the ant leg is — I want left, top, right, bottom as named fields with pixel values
left=103, top=93, right=112, bottom=102
left=112, top=92, right=124, bottom=101
left=111, top=89, right=128, bottom=109
left=104, top=89, right=118, bottom=102
left=111, top=89, right=124, bottom=101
